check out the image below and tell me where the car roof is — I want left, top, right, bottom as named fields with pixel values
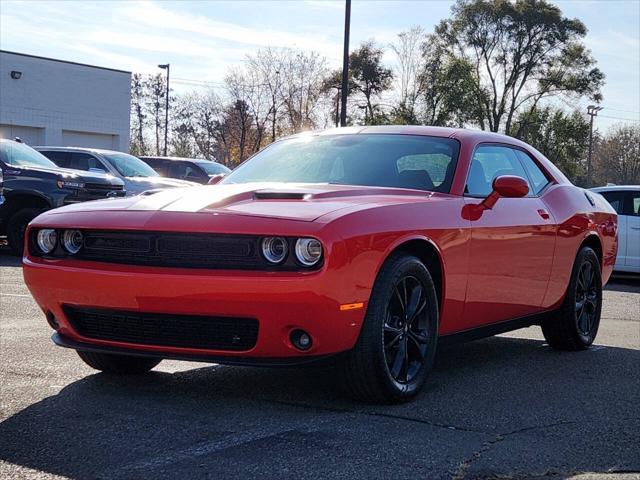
left=286, top=125, right=527, bottom=144
left=140, top=156, right=215, bottom=164
left=34, top=146, right=122, bottom=155
left=590, top=185, right=640, bottom=192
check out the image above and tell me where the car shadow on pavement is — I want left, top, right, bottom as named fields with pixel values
left=0, top=335, right=638, bottom=479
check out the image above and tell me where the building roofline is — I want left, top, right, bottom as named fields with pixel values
left=0, top=50, right=131, bottom=74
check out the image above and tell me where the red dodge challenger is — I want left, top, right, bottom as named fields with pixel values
left=23, top=126, right=617, bottom=403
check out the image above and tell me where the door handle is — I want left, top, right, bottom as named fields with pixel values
left=631, top=226, right=640, bottom=230
left=537, top=209, right=551, bottom=220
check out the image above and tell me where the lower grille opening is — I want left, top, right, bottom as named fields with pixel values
left=64, top=306, right=259, bottom=351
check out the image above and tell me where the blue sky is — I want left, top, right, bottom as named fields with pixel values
left=1, top=0, right=638, bottom=131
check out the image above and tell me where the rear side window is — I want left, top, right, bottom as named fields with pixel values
left=41, top=150, right=71, bottom=168
left=514, top=150, right=551, bottom=195
left=599, top=191, right=625, bottom=214
left=629, top=192, right=640, bottom=216
left=69, top=153, right=104, bottom=171
left=466, top=145, right=531, bottom=197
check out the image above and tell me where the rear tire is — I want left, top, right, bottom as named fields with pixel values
left=77, top=351, right=161, bottom=374
left=541, top=246, right=602, bottom=350
left=7, top=208, right=43, bottom=256
left=341, top=253, right=439, bottom=404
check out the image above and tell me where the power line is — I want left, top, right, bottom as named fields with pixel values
left=598, top=114, right=640, bottom=122
left=603, top=107, right=640, bottom=115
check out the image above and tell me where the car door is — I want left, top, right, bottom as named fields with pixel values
left=623, top=190, right=640, bottom=268
left=462, top=144, right=556, bottom=327
left=598, top=190, right=627, bottom=269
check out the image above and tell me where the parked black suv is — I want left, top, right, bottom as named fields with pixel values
left=0, top=139, right=126, bottom=255
left=140, top=156, right=230, bottom=184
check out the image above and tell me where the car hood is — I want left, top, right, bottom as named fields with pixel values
left=128, top=176, right=199, bottom=188
left=59, top=168, right=124, bottom=186
left=48, top=183, right=439, bottom=222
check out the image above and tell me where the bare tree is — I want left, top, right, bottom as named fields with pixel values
left=145, top=73, right=167, bottom=155
left=593, top=124, right=640, bottom=185
left=390, top=26, right=426, bottom=120
left=129, top=73, right=147, bottom=155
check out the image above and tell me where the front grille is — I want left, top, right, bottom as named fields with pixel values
left=77, top=231, right=264, bottom=269
left=64, top=306, right=259, bottom=351
left=85, top=183, right=124, bottom=191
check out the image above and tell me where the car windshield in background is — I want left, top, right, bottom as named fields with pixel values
left=105, top=153, right=159, bottom=178
left=0, top=141, right=59, bottom=169
left=222, top=134, right=460, bottom=193
left=198, top=161, right=230, bottom=175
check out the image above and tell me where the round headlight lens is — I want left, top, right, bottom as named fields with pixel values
left=261, top=237, right=288, bottom=264
left=295, top=238, right=323, bottom=266
left=62, top=229, right=83, bottom=254
left=36, top=229, right=57, bottom=254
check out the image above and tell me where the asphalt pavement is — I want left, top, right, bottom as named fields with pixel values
left=1, top=251, right=638, bottom=480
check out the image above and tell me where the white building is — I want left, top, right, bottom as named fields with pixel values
left=0, top=50, right=131, bottom=151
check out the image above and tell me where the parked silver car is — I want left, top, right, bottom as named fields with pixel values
left=590, top=185, right=640, bottom=274
left=36, top=147, right=198, bottom=195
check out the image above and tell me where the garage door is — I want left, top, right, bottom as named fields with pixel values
left=62, top=130, right=118, bottom=150
left=0, top=124, right=45, bottom=146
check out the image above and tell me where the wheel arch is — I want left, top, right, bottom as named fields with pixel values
left=380, top=236, right=445, bottom=314
left=580, top=233, right=603, bottom=270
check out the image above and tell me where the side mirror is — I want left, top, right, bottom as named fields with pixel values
left=89, top=167, right=107, bottom=174
left=208, top=173, right=226, bottom=185
left=481, top=175, right=529, bottom=209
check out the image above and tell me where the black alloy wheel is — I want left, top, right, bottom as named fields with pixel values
left=383, top=275, right=430, bottom=384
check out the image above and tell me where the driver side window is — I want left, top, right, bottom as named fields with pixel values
left=466, top=145, right=531, bottom=197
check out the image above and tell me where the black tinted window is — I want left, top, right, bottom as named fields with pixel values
left=515, top=150, right=550, bottom=195
left=40, top=150, right=71, bottom=167
left=599, top=191, right=625, bottom=214
left=69, top=153, right=104, bottom=171
left=466, top=145, right=531, bottom=196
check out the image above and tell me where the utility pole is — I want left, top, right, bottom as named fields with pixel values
left=158, top=63, right=170, bottom=156
left=586, top=105, right=603, bottom=187
left=339, top=0, right=351, bottom=127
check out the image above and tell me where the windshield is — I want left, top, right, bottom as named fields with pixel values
left=0, top=141, right=59, bottom=169
left=198, top=161, right=231, bottom=175
left=222, top=134, right=460, bottom=193
left=104, top=153, right=159, bottom=178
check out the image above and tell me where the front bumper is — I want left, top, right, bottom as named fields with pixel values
left=23, top=257, right=368, bottom=359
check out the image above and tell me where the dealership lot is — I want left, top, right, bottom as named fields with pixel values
left=0, top=252, right=638, bottom=480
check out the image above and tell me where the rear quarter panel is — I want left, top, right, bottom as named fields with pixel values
left=541, top=184, right=617, bottom=308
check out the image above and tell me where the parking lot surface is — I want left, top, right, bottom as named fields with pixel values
left=1, top=252, right=638, bottom=480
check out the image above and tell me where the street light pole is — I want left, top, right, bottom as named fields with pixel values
left=586, top=105, right=603, bottom=187
left=339, top=0, right=351, bottom=127
left=158, top=63, right=170, bottom=156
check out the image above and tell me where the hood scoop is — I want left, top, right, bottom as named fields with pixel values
left=253, top=190, right=309, bottom=200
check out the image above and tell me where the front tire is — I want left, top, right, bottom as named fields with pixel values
left=77, top=351, right=161, bottom=374
left=7, top=208, right=43, bottom=256
left=341, top=253, right=439, bottom=404
left=541, top=246, right=602, bottom=350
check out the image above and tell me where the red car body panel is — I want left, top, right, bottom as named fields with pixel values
left=22, top=126, right=617, bottom=361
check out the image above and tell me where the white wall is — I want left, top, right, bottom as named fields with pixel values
left=0, top=51, right=131, bottom=151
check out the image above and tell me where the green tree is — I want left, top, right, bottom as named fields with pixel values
left=512, top=106, right=590, bottom=183
left=337, top=41, right=393, bottom=124
left=432, top=0, right=605, bottom=133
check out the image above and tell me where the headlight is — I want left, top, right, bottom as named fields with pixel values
left=261, top=237, right=288, bottom=264
left=62, top=229, right=83, bottom=254
left=36, top=229, right=57, bottom=254
left=295, top=238, right=323, bottom=266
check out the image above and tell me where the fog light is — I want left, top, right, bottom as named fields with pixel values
left=36, top=229, right=57, bottom=254
left=45, top=311, right=60, bottom=330
left=290, top=329, right=312, bottom=351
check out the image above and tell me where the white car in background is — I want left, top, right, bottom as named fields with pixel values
left=591, top=185, right=640, bottom=274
